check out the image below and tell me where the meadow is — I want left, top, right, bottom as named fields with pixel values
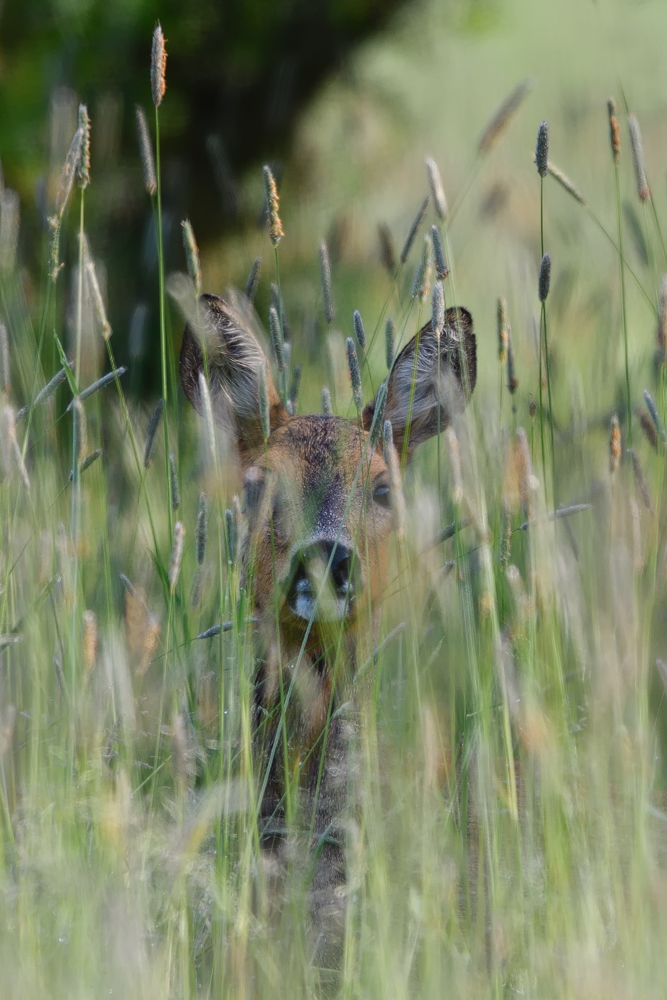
left=3, top=0, right=667, bottom=996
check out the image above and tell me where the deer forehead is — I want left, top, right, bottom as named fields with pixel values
left=246, top=415, right=388, bottom=503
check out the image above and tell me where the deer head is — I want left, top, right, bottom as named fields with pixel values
left=180, top=293, right=476, bottom=666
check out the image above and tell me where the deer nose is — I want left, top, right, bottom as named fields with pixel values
left=287, top=540, right=360, bottom=622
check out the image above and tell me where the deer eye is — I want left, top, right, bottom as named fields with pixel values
left=372, top=482, right=391, bottom=509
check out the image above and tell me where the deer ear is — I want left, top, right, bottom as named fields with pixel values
left=179, top=293, right=288, bottom=454
left=362, top=306, right=476, bottom=455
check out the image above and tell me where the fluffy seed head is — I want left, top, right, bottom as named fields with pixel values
left=263, top=165, right=283, bottom=245
left=609, top=414, right=621, bottom=474
left=151, top=23, right=167, bottom=108
left=538, top=253, right=551, bottom=302
left=181, top=220, right=202, bottom=297
left=288, top=363, right=301, bottom=414
left=55, top=126, right=83, bottom=218
left=353, top=309, right=366, bottom=350
left=319, top=239, right=334, bottom=323
left=136, top=106, right=157, bottom=196
left=628, top=114, right=651, bottom=201
left=321, top=386, right=333, bottom=415
left=529, top=397, right=537, bottom=420
left=607, top=98, right=621, bottom=164
left=196, top=492, right=208, bottom=565
left=77, top=104, right=91, bottom=189
left=535, top=121, right=549, bottom=177
left=425, top=156, right=447, bottom=221
left=400, top=196, right=430, bottom=264
left=346, top=337, right=363, bottom=412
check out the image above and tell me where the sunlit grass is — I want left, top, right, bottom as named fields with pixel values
left=3, top=2, right=667, bottom=997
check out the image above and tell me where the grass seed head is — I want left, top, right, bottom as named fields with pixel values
left=377, top=222, right=396, bottom=274
left=643, top=388, right=666, bottom=444
left=0, top=321, right=9, bottom=393
left=628, top=114, right=651, bottom=201
left=321, top=386, right=333, bottom=415
left=353, top=309, right=366, bottom=350
left=656, top=274, right=667, bottom=367
left=169, top=452, right=180, bottom=510
left=0, top=189, right=20, bottom=273
left=411, top=233, right=432, bottom=303
left=181, top=220, right=202, bottom=297
left=77, top=104, right=91, bottom=189
left=135, top=106, right=157, bottom=196
left=144, top=398, right=163, bottom=467
left=244, top=256, right=262, bottom=303
left=538, top=253, right=551, bottom=302
left=608, top=98, right=621, bottom=164
left=151, top=23, right=167, bottom=108
left=507, top=332, right=519, bottom=394
left=425, top=156, right=448, bottom=221
left=263, top=165, right=283, bottom=246
left=383, top=419, right=406, bottom=538
left=55, top=125, right=83, bottom=218
left=546, top=160, right=585, bottom=205
left=432, top=281, right=445, bottom=338
left=169, top=521, right=185, bottom=593
left=224, top=507, right=237, bottom=565
left=609, top=413, right=621, bottom=474
left=82, top=610, right=98, bottom=674
left=497, top=297, right=509, bottom=363
left=535, top=121, right=549, bottom=177
left=319, top=238, right=334, bottom=323
left=268, top=304, right=284, bottom=372
left=196, top=492, right=208, bottom=565
left=478, top=78, right=533, bottom=154
left=258, top=361, right=270, bottom=442
left=289, top=363, right=302, bottom=414
left=636, top=408, right=659, bottom=451
left=430, top=224, right=448, bottom=280
left=385, top=315, right=395, bottom=370
left=400, top=195, right=430, bottom=264
left=346, top=337, right=363, bottom=412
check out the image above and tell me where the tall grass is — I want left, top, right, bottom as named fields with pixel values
left=2, top=15, right=667, bottom=1000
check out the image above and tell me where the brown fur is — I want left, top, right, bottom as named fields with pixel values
left=180, top=293, right=476, bottom=967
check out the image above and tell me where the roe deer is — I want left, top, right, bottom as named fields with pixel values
left=179, top=292, right=476, bottom=962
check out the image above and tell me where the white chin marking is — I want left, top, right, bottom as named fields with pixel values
left=293, top=594, right=348, bottom=622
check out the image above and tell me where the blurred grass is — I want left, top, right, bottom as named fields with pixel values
left=3, top=0, right=667, bottom=997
